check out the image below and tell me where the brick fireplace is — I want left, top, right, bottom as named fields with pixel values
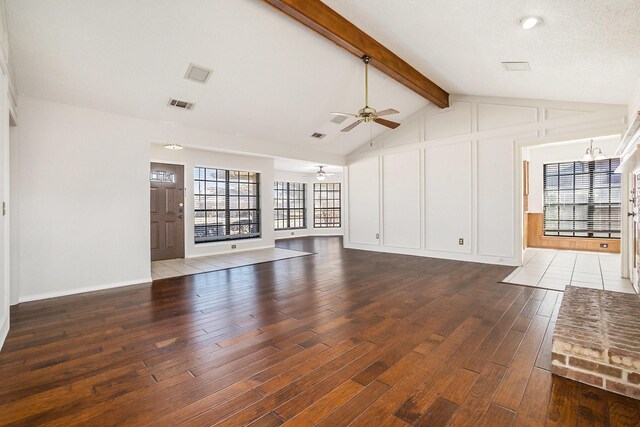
left=552, top=286, right=640, bottom=399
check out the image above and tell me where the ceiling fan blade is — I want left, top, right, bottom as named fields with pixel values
left=375, top=117, right=401, bottom=129
left=375, top=109, right=399, bottom=116
left=341, top=120, right=362, bottom=132
left=330, top=112, right=358, bottom=117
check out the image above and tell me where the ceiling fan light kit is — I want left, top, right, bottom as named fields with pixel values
left=316, top=166, right=327, bottom=181
left=331, top=55, right=401, bottom=133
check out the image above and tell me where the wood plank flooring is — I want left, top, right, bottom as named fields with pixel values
left=1, top=236, right=638, bottom=426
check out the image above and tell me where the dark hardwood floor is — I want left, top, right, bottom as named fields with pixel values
left=1, top=236, right=638, bottom=426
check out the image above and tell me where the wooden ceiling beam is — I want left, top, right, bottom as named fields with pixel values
left=262, top=0, right=449, bottom=108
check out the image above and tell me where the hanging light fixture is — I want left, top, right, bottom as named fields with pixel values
left=316, top=166, right=327, bottom=181
left=581, top=139, right=606, bottom=162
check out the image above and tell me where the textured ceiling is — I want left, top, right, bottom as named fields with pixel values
left=323, top=0, right=640, bottom=105
left=6, top=0, right=640, bottom=159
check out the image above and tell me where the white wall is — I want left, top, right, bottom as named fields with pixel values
left=0, top=0, right=16, bottom=350
left=0, top=75, right=8, bottom=349
left=525, top=136, right=621, bottom=213
left=629, top=76, right=640, bottom=120
left=150, top=144, right=276, bottom=257
left=14, top=97, right=152, bottom=302
left=14, top=96, right=341, bottom=303
left=345, top=95, right=628, bottom=266
left=272, top=170, right=343, bottom=239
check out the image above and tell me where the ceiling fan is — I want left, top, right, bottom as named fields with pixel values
left=314, top=166, right=336, bottom=181
left=331, top=55, right=401, bottom=132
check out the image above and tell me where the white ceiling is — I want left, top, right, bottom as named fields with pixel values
left=4, top=0, right=426, bottom=157
left=323, top=0, right=640, bottom=106
left=274, top=158, right=343, bottom=175
left=6, top=0, right=640, bottom=159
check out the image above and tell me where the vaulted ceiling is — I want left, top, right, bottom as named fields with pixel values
left=6, top=0, right=640, bottom=157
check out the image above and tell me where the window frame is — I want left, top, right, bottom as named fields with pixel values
left=313, top=182, right=341, bottom=228
left=542, top=158, right=621, bottom=239
left=194, top=167, right=261, bottom=243
left=274, top=181, right=307, bottom=231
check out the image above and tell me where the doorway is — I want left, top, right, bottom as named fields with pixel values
left=150, top=162, right=185, bottom=261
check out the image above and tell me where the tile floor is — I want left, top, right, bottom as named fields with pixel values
left=151, top=247, right=313, bottom=280
left=502, top=248, right=636, bottom=294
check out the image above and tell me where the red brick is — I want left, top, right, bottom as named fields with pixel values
left=552, top=365, right=603, bottom=388
left=628, top=372, right=640, bottom=385
left=606, top=380, right=640, bottom=399
left=568, top=357, right=622, bottom=378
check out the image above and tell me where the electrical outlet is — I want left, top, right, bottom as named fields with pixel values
left=231, top=244, right=237, bottom=249
left=600, top=243, right=608, bottom=248
left=458, top=238, right=464, bottom=245
left=376, top=233, right=379, bottom=239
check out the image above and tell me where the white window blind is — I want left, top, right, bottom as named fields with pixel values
left=543, top=158, right=621, bottom=238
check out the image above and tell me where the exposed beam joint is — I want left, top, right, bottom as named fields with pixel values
left=262, top=0, right=449, bottom=108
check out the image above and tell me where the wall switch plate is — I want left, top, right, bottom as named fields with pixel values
left=600, top=243, right=608, bottom=248
left=458, top=238, right=464, bottom=245
left=231, top=244, right=237, bottom=249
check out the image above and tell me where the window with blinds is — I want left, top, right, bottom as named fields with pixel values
left=314, top=183, right=341, bottom=228
left=543, top=158, right=621, bottom=238
left=274, top=181, right=306, bottom=230
left=194, top=167, right=260, bottom=243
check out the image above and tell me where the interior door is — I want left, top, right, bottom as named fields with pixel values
left=150, top=163, right=185, bottom=261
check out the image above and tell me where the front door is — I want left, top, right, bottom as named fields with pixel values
left=150, top=162, right=185, bottom=261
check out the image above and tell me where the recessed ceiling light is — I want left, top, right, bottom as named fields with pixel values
left=520, top=16, right=542, bottom=30
left=502, top=61, right=531, bottom=71
left=184, top=63, right=213, bottom=84
left=164, top=143, right=183, bottom=150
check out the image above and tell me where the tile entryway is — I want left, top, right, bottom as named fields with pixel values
left=503, top=248, right=636, bottom=294
left=151, top=247, right=312, bottom=280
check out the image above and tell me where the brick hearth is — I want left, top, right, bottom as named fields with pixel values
left=552, top=286, right=640, bottom=399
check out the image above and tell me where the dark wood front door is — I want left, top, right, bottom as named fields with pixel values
left=150, top=162, right=185, bottom=261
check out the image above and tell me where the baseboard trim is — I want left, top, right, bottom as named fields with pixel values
left=18, top=277, right=153, bottom=304
left=343, top=242, right=518, bottom=267
left=0, top=313, right=9, bottom=351
left=188, top=244, right=275, bottom=259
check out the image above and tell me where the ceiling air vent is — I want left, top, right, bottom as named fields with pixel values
left=501, top=61, right=531, bottom=71
left=310, top=132, right=326, bottom=140
left=330, top=115, right=348, bottom=124
left=184, top=63, right=213, bottom=84
left=168, top=98, right=195, bottom=110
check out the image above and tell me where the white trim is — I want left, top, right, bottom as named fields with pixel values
left=0, top=313, right=8, bottom=351
left=344, top=241, right=518, bottom=266
left=276, top=233, right=343, bottom=240
left=187, top=244, right=275, bottom=259
left=18, top=277, right=152, bottom=303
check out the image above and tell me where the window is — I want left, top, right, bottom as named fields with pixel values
left=543, top=158, right=621, bottom=238
left=314, top=183, right=341, bottom=228
left=194, top=167, right=260, bottom=243
left=274, top=181, right=306, bottom=230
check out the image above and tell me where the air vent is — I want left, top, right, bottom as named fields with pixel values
left=184, top=63, right=213, bottom=84
left=330, top=115, right=348, bottom=124
left=310, top=132, right=326, bottom=139
left=168, top=98, right=195, bottom=110
left=501, top=61, right=531, bottom=71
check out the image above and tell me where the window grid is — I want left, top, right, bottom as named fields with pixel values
left=543, top=158, right=621, bottom=239
left=314, top=183, right=341, bottom=228
left=274, top=181, right=306, bottom=230
left=194, top=167, right=260, bottom=243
